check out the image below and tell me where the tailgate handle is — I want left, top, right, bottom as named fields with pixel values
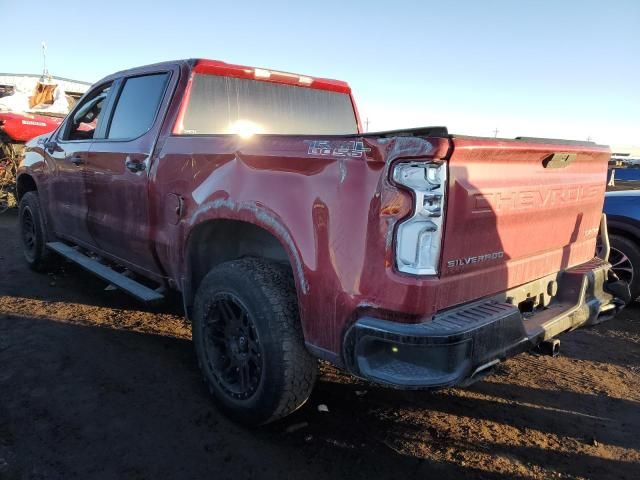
left=542, top=152, right=576, bottom=169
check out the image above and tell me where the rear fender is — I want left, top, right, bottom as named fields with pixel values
left=182, top=198, right=307, bottom=309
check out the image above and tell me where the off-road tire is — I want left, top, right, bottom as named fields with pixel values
left=18, top=191, right=54, bottom=271
left=192, top=257, right=317, bottom=425
left=609, top=233, right=640, bottom=302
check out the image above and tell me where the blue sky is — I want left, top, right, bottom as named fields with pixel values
left=4, top=0, right=639, bottom=145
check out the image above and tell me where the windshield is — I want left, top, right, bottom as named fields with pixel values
left=177, top=74, right=358, bottom=136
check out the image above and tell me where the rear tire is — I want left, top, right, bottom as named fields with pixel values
left=192, top=257, right=317, bottom=425
left=18, top=191, right=54, bottom=272
left=609, top=234, right=640, bottom=302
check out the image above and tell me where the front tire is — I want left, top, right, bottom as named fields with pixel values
left=192, top=258, right=317, bottom=425
left=18, top=191, right=54, bottom=272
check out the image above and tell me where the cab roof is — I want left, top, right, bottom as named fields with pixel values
left=97, top=58, right=352, bottom=95
left=191, top=58, right=351, bottom=94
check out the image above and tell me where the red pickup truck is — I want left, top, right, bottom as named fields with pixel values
left=16, top=58, right=628, bottom=425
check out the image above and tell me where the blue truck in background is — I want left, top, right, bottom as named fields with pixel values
left=604, top=168, right=640, bottom=301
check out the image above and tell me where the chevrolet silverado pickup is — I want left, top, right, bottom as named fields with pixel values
left=15, top=58, right=628, bottom=425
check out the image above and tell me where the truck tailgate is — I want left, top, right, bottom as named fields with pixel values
left=440, top=137, right=609, bottom=291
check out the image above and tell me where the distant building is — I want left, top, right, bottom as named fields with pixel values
left=0, top=73, right=90, bottom=102
left=611, top=145, right=640, bottom=166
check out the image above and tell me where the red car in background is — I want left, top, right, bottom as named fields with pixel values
left=0, top=73, right=90, bottom=210
left=1, top=111, right=64, bottom=211
left=0, top=111, right=64, bottom=143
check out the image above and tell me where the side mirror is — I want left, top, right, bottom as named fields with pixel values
left=73, top=93, right=106, bottom=126
left=44, top=140, right=60, bottom=153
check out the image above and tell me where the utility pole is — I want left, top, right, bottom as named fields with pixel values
left=364, top=117, right=370, bottom=133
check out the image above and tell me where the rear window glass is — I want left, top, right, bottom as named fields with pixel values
left=178, top=74, right=358, bottom=136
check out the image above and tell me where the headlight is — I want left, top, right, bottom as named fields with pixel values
left=392, top=161, right=447, bottom=275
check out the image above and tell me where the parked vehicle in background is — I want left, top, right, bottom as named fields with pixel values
left=607, top=167, right=640, bottom=190
left=604, top=169, right=640, bottom=301
left=15, top=58, right=629, bottom=425
left=0, top=73, right=90, bottom=211
left=610, top=149, right=640, bottom=167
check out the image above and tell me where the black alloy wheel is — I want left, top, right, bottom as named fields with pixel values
left=18, top=191, right=54, bottom=271
left=21, top=206, right=37, bottom=257
left=192, top=257, right=318, bottom=425
left=609, top=245, right=634, bottom=286
left=201, top=293, right=264, bottom=400
left=608, top=233, right=640, bottom=302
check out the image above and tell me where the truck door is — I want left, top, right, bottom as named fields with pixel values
left=85, top=70, right=174, bottom=278
left=44, top=82, right=113, bottom=248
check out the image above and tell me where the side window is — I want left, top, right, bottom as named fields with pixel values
left=63, top=83, right=111, bottom=141
left=107, top=73, right=169, bottom=140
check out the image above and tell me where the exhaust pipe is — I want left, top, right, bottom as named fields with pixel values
left=537, top=339, right=560, bottom=357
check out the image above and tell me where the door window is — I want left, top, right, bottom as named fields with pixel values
left=107, top=73, right=169, bottom=140
left=63, top=83, right=111, bottom=141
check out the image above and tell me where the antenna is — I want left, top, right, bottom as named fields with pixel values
left=493, top=127, right=499, bottom=138
left=41, top=41, right=50, bottom=81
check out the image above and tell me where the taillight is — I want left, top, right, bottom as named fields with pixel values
left=392, top=161, right=447, bottom=275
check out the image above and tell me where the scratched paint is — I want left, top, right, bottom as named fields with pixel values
left=338, top=159, right=347, bottom=184
left=17, top=59, right=613, bottom=359
left=379, top=136, right=434, bottom=160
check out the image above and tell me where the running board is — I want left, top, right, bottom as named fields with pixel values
left=46, top=242, right=164, bottom=303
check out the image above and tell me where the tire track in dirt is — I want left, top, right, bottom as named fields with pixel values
left=1, top=210, right=639, bottom=479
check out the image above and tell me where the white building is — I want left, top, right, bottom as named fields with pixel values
left=611, top=145, right=640, bottom=165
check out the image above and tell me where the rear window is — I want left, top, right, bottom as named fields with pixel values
left=178, top=74, right=358, bottom=136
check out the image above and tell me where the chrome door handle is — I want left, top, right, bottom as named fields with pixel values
left=70, top=155, right=85, bottom=165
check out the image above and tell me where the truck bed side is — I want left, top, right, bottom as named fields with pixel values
left=150, top=130, right=609, bottom=360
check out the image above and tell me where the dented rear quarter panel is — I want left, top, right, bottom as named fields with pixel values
left=149, top=86, right=610, bottom=359
left=150, top=133, right=451, bottom=357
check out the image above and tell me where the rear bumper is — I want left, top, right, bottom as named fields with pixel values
left=343, top=258, right=628, bottom=388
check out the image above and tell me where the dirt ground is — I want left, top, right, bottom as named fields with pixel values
left=0, top=209, right=639, bottom=480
